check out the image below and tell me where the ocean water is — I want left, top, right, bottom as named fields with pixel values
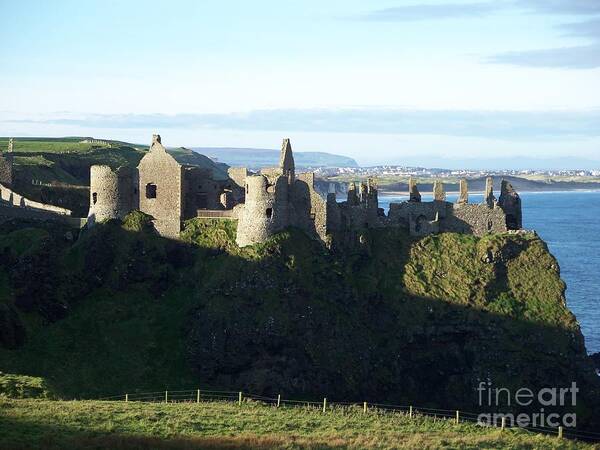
left=378, top=191, right=600, bottom=354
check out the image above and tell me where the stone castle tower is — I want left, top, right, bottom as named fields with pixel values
left=137, top=134, right=184, bottom=238
left=87, top=165, right=137, bottom=225
left=88, top=134, right=183, bottom=237
left=0, top=138, right=14, bottom=187
left=235, top=139, right=295, bottom=247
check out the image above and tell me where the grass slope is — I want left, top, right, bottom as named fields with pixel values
left=0, top=399, right=595, bottom=450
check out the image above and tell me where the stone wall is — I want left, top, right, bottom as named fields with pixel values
left=498, top=180, right=522, bottom=229
left=137, top=136, right=183, bottom=238
left=0, top=183, right=73, bottom=216
left=388, top=200, right=447, bottom=226
left=291, top=172, right=327, bottom=241
left=0, top=203, right=84, bottom=227
left=448, top=203, right=508, bottom=234
left=227, top=167, right=247, bottom=188
left=182, top=167, right=227, bottom=218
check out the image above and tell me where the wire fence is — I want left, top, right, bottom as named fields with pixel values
left=97, top=389, right=600, bottom=443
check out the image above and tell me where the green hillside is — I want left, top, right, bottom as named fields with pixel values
left=0, top=214, right=598, bottom=431
left=1, top=398, right=595, bottom=450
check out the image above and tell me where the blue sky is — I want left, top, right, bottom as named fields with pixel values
left=1, top=0, right=599, bottom=168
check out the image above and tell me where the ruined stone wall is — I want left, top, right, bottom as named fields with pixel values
left=0, top=183, right=73, bottom=216
left=409, top=213, right=440, bottom=236
left=227, top=167, right=247, bottom=189
left=138, top=137, right=183, bottom=238
left=290, top=172, right=327, bottom=241
left=447, top=203, right=508, bottom=235
left=498, top=180, right=522, bottom=230
left=0, top=154, right=13, bottom=187
left=0, top=203, right=84, bottom=227
left=226, top=167, right=247, bottom=204
left=182, top=167, right=227, bottom=218
left=325, top=193, right=342, bottom=233
left=87, top=165, right=137, bottom=225
left=388, top=201, right=448, bottom=226
left=387, top=200, right=508, bottom=236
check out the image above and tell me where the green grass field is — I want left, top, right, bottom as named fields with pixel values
left=0, top=398, right=595, bottom=450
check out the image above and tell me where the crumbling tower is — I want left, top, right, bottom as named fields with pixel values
left=280, top=138, right=295, bottom=184
left=236, top=138, right=294, bottom=247
left=408, top=177, right=421, bottom=202
left=484, top=177, right=495, bottom=207
left=498, top=179, right=522, bottom=229
left=347, top=182, right=359, bottom=206
left=87, top=165, right=137, bottom=225
left=457, top=179, right=468, bottom=204
left=433, top=180, right=446, bottom=202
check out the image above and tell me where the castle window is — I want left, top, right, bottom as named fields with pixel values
left=487, top=219, right=493, bottom=231
left=92, top=193, right=98, bottom=205
left=266, top=208, right=273, bottom=219
left=146, top=183, right=157, bottom=199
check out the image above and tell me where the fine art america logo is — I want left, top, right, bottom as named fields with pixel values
left=477, top=381, right=578, bottom=428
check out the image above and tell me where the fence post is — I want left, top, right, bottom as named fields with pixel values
left=277, top=394, right=281, bottom=408
left=558, top=426, right=563, bottom=439
left=363, top=401, right=367, bottom=413
left=409, top=406, right=413, bottom=419
left=165, top=391, right=168, bottom=403
left=323, top=398, right=327, bottom=413
left=501, top=417, right=506, bottom=430
left=455, top=410, right=459, bottom=425
left=197, top=389, right=200, bottom=404
left=125, top=393, right=128, bottom=402
left=238, top=392, right=242, bottom=406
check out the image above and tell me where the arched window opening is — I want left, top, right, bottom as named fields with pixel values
left=92, top=192, right=98, bottom=205
left=146, top=183, right=157, bottom=199
left=266, top=208, right=273, bottom=219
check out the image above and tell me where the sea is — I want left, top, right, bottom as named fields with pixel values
left=378, top=191, right=600, bottom=355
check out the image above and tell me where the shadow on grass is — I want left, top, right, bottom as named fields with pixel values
left=0, top=417, right=342, bottom=450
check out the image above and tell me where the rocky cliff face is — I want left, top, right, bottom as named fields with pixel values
left=0, top=215, right=598, bottom=427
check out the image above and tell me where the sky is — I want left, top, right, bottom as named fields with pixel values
left=1, top=0, right=599, bottom=168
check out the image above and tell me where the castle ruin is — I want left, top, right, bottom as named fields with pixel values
left=88, top=134, right=243, bottom=238
left=86, top=134, right=523, bottom=245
